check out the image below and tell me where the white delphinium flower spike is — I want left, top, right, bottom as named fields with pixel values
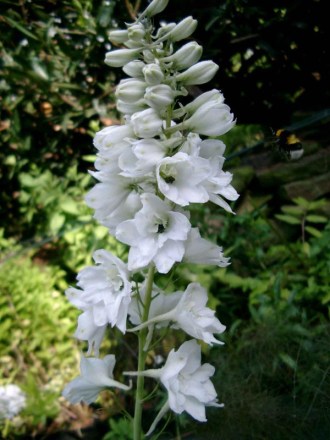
left=62, top=355, right=131, bottom=405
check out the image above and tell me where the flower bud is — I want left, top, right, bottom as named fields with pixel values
left=176, top=61, right=219, bottom=85
left=178, top=89, right=224, bottom=117
left=184, top=102, right=235, bottom=136
left=116, top=78, right=147, bottom=103
left=105, top=48, right=140, bottom=67
left=108, top=29, right=129, bottom=44
left=139, top=0, right=169, bottom=18
left=131, top=108, right=163, bottom=138
left=144, top=84, right=175, bottom=110
left=127, top=23, right=146, bottom=41
left=117, top=99, right=147, bottom=115
left=165, top=17, right=198, bottom=42
left=94, top=125, right=134, bottom=150
left=162, top=41, right=203, bottom=70
left=143, top=63, right=164, bottom=85
left=154, top=23, right=176, bottom=39
left=123, top=60, right=145, bottom=78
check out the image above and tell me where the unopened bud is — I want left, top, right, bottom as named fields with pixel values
left=165, top=17, right=198, bottom=42
left=123, top=60, right=145, bottom=78
left=139, top=0, right=169, bottom=19
left=105, top=48, right=140, bottom=67
left=179, top=89, right=224, bottom=117
left=162, top=41, right=203, bottom=70
left=176, top=61, right=219, bottom=85
left=143, top=63, right=164, bottom=85
left=144, top=84, right=175, bottom=110
left=128, top=23, right=146, bottom=41
left=116, top=79, right=147, bottom=103
left=117, top=99, right=147, bottom=115
left=184, top=102, right=235, bottom=136
left=108, top=29, right=129, bottom=44
left=94, top=125, right=134, bottom=150
left=131, top=108, right=163, bottom=138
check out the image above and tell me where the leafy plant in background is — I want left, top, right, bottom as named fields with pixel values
left=0, top=242, right=79, bottom=438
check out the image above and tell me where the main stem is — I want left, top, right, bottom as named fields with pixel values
left=133, top=264, right=156, bottom=440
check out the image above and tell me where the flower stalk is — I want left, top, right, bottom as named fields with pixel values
left=134, top=264, right=155, bottom=440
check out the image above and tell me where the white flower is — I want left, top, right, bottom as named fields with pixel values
left=62, top=355, right=131, bottom=405
left=160, top=340, right=222, bottom=419
left=118, top=138, right=167, bottom=177
left=203, top=168, right=239, bottom=214
left=183, top=228, right=230, bottom=267
left=116, top=193, right=191, bottom=273
left=66, top=249, right=132, bottom=338
left=125, top=340, right=223, bottom=433
left=0, top=384, right=26, bottom=420
left=131, top=108, right=163, bottom=138
left=129, top=282, right=226, bottom=345
left=156, top=152, right=211, bottom=206
left=128, top=283, right=181, bottom=327
left=176, top=61, right=219, bottom=86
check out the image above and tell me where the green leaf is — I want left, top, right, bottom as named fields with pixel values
left=306, top=215, right=328, bottom=223
left=275, top=214, right=301, bottom=225
left=49, top=213, right=65, bottom=233
left=305, top=225, right=322, bottom=238
left=279, top=352, right=297, bottom=370
left=4, top=16, right=39, bottom=40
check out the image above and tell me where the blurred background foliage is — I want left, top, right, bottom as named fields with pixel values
left=0, top=0, right=329, bottom=439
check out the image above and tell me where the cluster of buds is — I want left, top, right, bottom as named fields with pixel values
left=63, top=0, right=238, bottom=435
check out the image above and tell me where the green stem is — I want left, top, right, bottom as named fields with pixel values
left=133, top=264, right=156, bottom=440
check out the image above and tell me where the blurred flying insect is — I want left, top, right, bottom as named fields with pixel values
left=272, top=128, right=304, bottom=160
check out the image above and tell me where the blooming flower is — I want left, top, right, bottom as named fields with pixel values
left=116, top=193, right=191, bottom=273
left=156, top=152, right=211, bottom=206
left=125, top=340, right=223, bottom=434
left=183, top=228, right=230, bottom=267
left=129, top=282, right=226, bottom=345
left=66, top=249, right=132, bottom=353
left=62, top=355, right=131, bottom=405
left=0, top=384, right=26, bottom=420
